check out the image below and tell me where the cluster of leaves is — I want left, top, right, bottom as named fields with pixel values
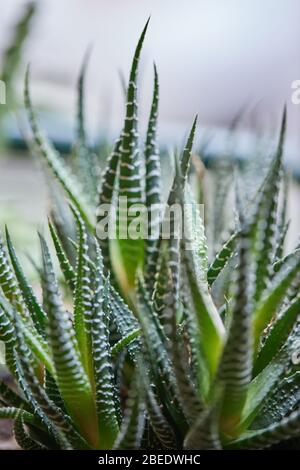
left=1, top=20, right=300, bottom=450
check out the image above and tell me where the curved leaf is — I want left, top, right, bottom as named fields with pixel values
left=24, top=68, right=94, bottom=231
left=144, top=64, right=161, bottom=293
left=116, top=20, right=150, bottom=290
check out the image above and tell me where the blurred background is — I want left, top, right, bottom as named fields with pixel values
left=0, top=0, right=299, bottom=264
left=1, top=0, right=300, bottom=140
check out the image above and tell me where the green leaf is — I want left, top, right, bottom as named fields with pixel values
left=0, top=406, right=36, bottom=424
left=228, top=406, right=300, bottom=449
left=210, top=157, right=233, bottom=251
left=111, top=328, right=141, bottom=358
left=138, top=360, right=177, bottom=449
left=253, top=248, right=300, bottom=353
left=91, top=244, right=119, bottom=449
left=172, top=159, right=224, bottom=397
left=274, top=172, right=289, bottom=262
left=73, top=49, right=98, bottom=203
left=0, top=233, right=24, bottom=313
left=113, top=372, right=145, bottom=450
left=116, top=20, right=150, bottom=291
left=180, top=116, right=197, bottom=181
left=96, top=137, right=121, bottom=273
left=152, top=253, right=171, bottom=326
left=183, top=247, right=224, bottom=396
left=39, top=233, right=97, bottom=448
left=251, top=371, right=300, bottom=429
left=12, top=317, right=77, bottom=449
left=24, top=67, right=94, bottom=231
left=207, top=230, right=239, bottom=286
left=184, top=184, right=208, bottom=285
left=238, top=327, right=299, bottom=433
left=254, top=295, right=300, bottom=375
left=109, top=283, right=141, bottom=360
left=0, top=1, right=35, bottom=117
left=48, top=219, right=76, bottom=291
left=273, top=247, right=300, bottom=273
left=0, top=295, right=55, bottom=377
left=0, top=379, right=28, bottom=409
left=251, top=107, right=286, bottom=304
left=21, top=322, right=55, bottom=377
left=0, top=298, right=16, bottom=351
left=136, top=276, right=177, bottom=394
left=136, top=276, right=188, bottom=429
left=14, top=414, right=46, bottom=450
left=70, top=206, right=93, bottom=376
left=144, top=64, right=161, bottom=293
left=5, top=227, right=46, bottom=334
left=217, top=228, right=253, bottom=435
left=44, top=370, right=66, bottom=413
left=184, top=406, right=221, bottom=450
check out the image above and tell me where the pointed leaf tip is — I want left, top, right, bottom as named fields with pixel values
left=278, top=105, right=287, bottom=152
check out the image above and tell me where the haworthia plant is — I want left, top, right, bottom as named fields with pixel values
left=1, top=22, right=300, bottom=450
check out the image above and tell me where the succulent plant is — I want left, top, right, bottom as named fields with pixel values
left=1, top=20, right=300, bottom=450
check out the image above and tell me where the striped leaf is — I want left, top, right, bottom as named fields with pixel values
left=0, top=233, right=24, bottom=313
left=113, top=373, right=146, bottom=450
left=144, top=64, right=161, bottom=293
left=14, top=414, right=46, bottom=450
left=251, top=107, right=286, bottom=304
left=254, top=295, right=300, bottom=375
left=207, top=230, right=239, bottom=286
left=237, top=325, right=299, bottom=434
left=91, top=244, right=119, bottom=449
left=12, top=316, right=77, bottom=449
left=152, top=253, right=171, bottom=326
left=138, top=360, right=177, bottom=449
left=174, top=157, right=224, bottom=396
left=70, top=206, right=93, bottom=375
left=73, top=49, right=98, bottom=203
left=274, top=172, right=289, bottom=262
left=111, top=327, right=141, bottom=358
left=184, top=406, right=221, bottom=450
left=136, top=276, right=187, bottom=429
left=253, top=247, right=300, bottom=353
left=48, top=219, right=76, bottom=291
left=5, top=228, right=46, bottom=334
left=0, top=298, right=16, bottom=353
left=180, top=116, right=197, bottom=182
left=24, top=67, right=94, bottom=231
left=148, top=241, right=205, bottom=426
left=0, top=379, right=28, bottom=409
left=228, top=406, right=300, bottom=449
left=39, top=233, right=97, bottom=448
left=96, top=137, right=121, bottom=273
left=136, top=277, right=178, bottom=395
left=251, top=371, right=300, bottom=429
left=0, top=294, right=55, bottom=377
left=44, top=370, right=66, bottom=413
left=116, top=20, right=150, bottom=291
left=217, top=227, right=253, bottom=435
left=0, top=406, right=35, bottom=425
left=108, top=284, right=141, bottom=360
